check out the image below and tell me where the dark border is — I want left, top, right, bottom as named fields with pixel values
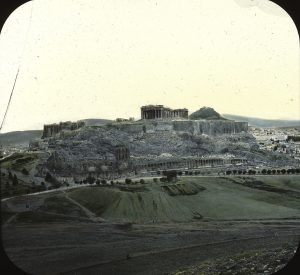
left=0, top=0, right=299, bottom=274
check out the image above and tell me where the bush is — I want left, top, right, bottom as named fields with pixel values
left=12, top=174, right=18, bottom=186
left=21, top=168, right=29, bottom=175
left=87, top=175, right=95, bottom=184
left=45, top=172, right=53, bottom=182
left=125, top=178, right=132, bottom=184
left=226, top=170, right=232, bottom=175
left=101, top=179, right=107, bottom=185
left=153, top=178, right=158, bottom=183
left=96, top=179, right=100, bottom=185
left=140, top=179, right=145, bottom=184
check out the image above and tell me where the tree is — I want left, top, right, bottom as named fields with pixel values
left=261, top=169, right=267, bottom=174
left=281, top=169, right=286, bottom=174
left=87, top=175, right=95, bottom=184
left=96, top=179, right=100, bottom=185
left=226, top=170, right=232, bottom=175
left=140, top=179, right=145, bottom=184
left=101, top=179, right=107, bottom=185
left=163, top=170, right=177, bottom=182
left=45, top=172, right=53, bottom=182
left=21, top=168, right=29, bottom=175
left=12, top=174, right=18, bottom=186
left=177, top=171, right=183, bottom=176
left=8, top=171, right=13, bottom=180
left=153, top=178, right=158, bottom=183
left=125, top=178, right=132, bottom=184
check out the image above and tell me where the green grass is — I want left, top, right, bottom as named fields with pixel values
left=13, top=211, right=87, bottom=223
left=67, top=176, right=300, bottom=223
left=38, top=195, right=88, bottom=218
left=0, top=152, right=38, bottom=171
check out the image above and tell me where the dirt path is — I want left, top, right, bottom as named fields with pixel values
left=61, top=234, right=299, bottom=275
left=62, top=191, right=105, bottom=222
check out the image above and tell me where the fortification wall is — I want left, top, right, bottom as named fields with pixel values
left=116, top=120, right=248, bottom=136
left=149, top=120, right=248, bottom=136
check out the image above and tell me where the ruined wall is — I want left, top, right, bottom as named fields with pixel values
left=144, top=120, right=248, bottom=136
left=116, top=120, right=248, bottom=136
left=42, top=121, right=85, bottom=138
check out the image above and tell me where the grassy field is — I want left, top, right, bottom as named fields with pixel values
left=68, top=176, right=300, bottom=223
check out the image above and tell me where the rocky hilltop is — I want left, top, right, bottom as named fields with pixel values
left=189, top=106, right=226, bottom=120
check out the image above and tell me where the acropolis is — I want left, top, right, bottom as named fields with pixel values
left=141, top=105, right=188, bottom=119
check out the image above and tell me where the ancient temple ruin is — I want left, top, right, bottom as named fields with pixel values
left=141, top=105, right=188, bottom=120
left=42, top=121, right=85, bottom=138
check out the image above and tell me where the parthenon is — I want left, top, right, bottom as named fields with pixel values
left=141, top=105, right=188, bottom=119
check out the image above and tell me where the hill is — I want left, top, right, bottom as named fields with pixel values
left=0, top=130, right=42, bottom=147
left=189, top=107, right=226, bottom=120
left=223, top=114, right=300, bottom=128
left=67, top=176, right=300, bottom=223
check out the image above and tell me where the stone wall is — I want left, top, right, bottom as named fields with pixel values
left=117, top=119, right=248, bottom=136
left=42, top=121, right=85, bottom=138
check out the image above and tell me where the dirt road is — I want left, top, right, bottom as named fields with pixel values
left=3, top=220, right=300, bottom=275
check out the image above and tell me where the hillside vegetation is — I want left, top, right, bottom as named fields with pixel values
left=189, top=107, right=226, bottom=120
left=68, top=176, right=300, bottom=223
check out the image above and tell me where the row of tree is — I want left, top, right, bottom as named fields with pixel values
left=225, top=168, right=300, bottom=175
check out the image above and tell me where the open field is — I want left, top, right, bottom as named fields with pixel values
left=2, top=175, right=300, bottom=274
left=67, top=175, right=300, bottom=222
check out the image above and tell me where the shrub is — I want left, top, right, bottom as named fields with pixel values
left=21, top=168, right=29, bottom=175
left=12, top=174, right=18, bottom=186
left=140, top=179, right=145, bottom=184
left=125, top=178, right=132, bottom=184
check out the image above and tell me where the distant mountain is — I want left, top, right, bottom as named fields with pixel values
left=0, top=130, right=43, bottom=147
left=0, top=119, right=113, bottom=147
left=189, top=107, right=227, bottom=120
left=222, top=114, right=300, bottom=128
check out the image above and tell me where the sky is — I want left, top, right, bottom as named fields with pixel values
left=0, top=0, right=299, bottom=133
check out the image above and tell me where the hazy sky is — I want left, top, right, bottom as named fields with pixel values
left=0, top=0, right=299, bottom=133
